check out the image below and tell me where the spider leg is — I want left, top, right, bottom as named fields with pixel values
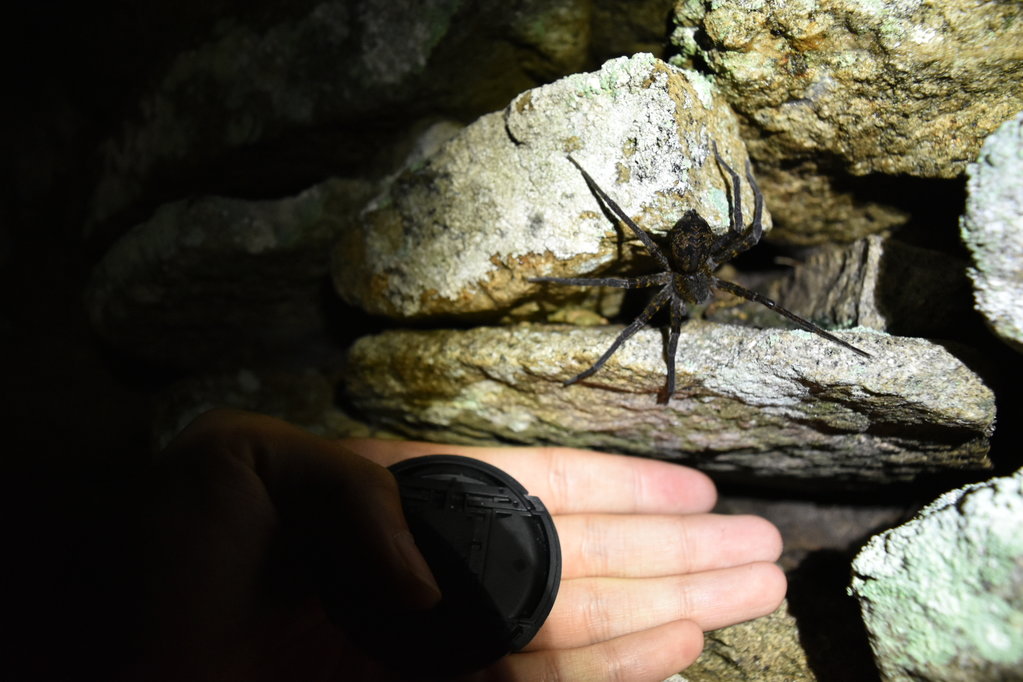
left=564, top=284, right=673, bottom=386
left=566, top=156, right=673, bottom=272
left=710, top=143, right=764, bottom=263
left=529, top=273, right=671, bottom=289
left=657, top=291, right=687, bottom=404
left=712, top=141, right=743, bottom=236
left=714, top=278, right=872, bottom=358
left=745, top=158, right=763, bottom=240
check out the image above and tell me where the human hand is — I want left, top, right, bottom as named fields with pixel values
left=130, top=409, right=784, bottom=681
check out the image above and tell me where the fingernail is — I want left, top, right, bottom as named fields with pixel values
left=393, top=530, right=442, bottom=608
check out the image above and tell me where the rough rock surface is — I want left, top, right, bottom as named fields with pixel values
left=711, top=235, right=973, bottom=339
left=87, top=178, right=370, bottom=368
left=675, top=601, right=814, bottom=681
left=715, top=495, right=908, bottom=572
left=86, top=0, right=689, bottom=237
left=592, top=0, right=678, bottom=63
left=742, top=160, right=911, bottom=245
left=87, top=0, right=593, bottom=233
left=151, top=369, right=335, bottom=451
left=961, top=112, right=1023, bottom=353
left=671, top=0, right=1023, bottom=244
left=332, top=53, right=768, bottom=319
left=672, top=0, right=1023, bottom=179
left=849, top=468, right=1023, bottom=681
left=342, top=324, right=993, bottom=485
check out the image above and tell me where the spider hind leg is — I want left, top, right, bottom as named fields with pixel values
left=714, top=277, right=872, bottom=358
left=564, top=285, right=673, bottom=387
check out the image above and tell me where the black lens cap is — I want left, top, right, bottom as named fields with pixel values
left=346, top=455, right=561, bottom=678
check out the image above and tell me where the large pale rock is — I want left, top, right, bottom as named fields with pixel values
left=342, top=324, right=994, bottom=485
left=961, top=111, right=1023, bottom=353
left=332, top=53, right=769, bottom=319
left=86, top=179, right=370, bottom=368
left=849, top=468, right=1023, bottom=681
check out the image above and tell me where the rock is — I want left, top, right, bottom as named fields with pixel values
left=151, top=369, right=335, bottom=451
left=341, top=324, right=994, bottom=486
left=714, top=495, right=909, bottom=572
left=741, top=161, right=911, bottom=245
left=675, top=601, right=815, bottom=681
left=710, top=235, right=973, bottom=339
left=671, top=0, right=1023, bottom=179
left=961, top=112, right=1023, bottom=353
left=591, top=0, right=678, bottom=63
left=87, top=0, right=592, bottom=234
left=332, top=53, right=768, bottom=319
left=149, top=366, right=399, bottom=451
left=86, top=178, right=371, bottom=368
left=670, top=0, right=1023, bottom=245
left=849, top=468, right=1023, bottom=681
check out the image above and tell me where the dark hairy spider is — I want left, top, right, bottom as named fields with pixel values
left=530, top=142, right=871, bottom=404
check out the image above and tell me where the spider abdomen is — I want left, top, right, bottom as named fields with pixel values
left=674, top=272, right=714, bottom=305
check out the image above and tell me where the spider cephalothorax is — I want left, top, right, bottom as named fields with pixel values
left=530, top=142, right=870, bottom=404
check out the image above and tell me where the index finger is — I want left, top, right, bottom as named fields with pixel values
left=338, top=439, right=717, bottom=516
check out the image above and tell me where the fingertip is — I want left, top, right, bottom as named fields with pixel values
left=755, top=516, right=784, bottom=563
left=747, top=561, right=788, bottom=617
left=730, top=514, right=784, bottom=564
left=683, top=468, right=718, bottom=511
left=676, top=619, right=705, bottom=667
left=638, top=459, right=718, bottom=514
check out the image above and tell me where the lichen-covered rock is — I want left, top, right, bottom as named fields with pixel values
left=849, top=468, right=1023, bottom=681
left=672, top=0, right=1023, bottom=179
left=86, top=178, right=371, bottom=368
left=675, top=601, right=814, bottom=681
left=961, top=112, right=1023, bottom=353
left=711, top=235, right=973, bottom=339
left=332, top=53, right=767, bottom=319
left=342, top=324, right=993, bottom=485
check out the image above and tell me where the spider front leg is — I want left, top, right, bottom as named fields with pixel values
left=563, top=284, right=673, bottom=387
left=565, top=156, right=672, bottom=272
left=711, top=143, right=764, bottom=261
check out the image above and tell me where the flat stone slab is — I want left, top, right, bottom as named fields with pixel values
left=342, top=323, right=994, bottom=485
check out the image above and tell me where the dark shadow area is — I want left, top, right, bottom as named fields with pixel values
left=845, top=174, right=968, bottom=256
left=787, top=551, right=883, bottom=682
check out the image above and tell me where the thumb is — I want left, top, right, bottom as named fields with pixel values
left=169, top=409, right=442, bottom=614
